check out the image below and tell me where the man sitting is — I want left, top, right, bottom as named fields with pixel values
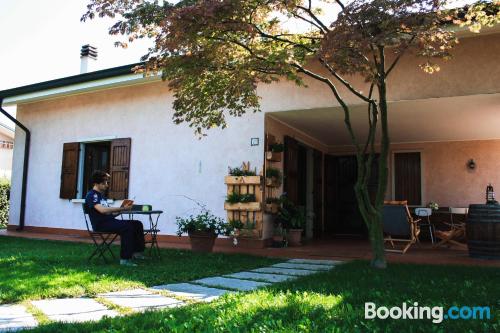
left=85, top=170, right=145, bottom=266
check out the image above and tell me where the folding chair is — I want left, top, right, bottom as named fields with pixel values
left=82, top=204, right=119, bottom=263
left=383, top=200, right=421, bottom=254
left=433, top=207, right=468, bottom=249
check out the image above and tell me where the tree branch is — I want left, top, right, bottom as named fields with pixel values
left=296, top=5, right=330, bottom=34
left=319, top=58, right=374, bottom=103
left=385, top=35, right=416, bottom=76
left=292, top=62, right=361, bottom=152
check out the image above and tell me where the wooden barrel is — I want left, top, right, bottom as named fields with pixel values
left=467, top=204, right=500, bottom=259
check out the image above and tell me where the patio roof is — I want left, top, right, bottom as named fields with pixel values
left=267, top=92, right=500, bottom=149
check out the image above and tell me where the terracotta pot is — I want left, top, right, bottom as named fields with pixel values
left=287, top=229, right=303, bottom=246
left=188, top=230, right=217, bottom=252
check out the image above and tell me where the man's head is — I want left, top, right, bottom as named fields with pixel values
left=91, top=170, right=110, bottom=192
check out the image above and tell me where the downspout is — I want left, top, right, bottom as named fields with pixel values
left=0, top=98, right=30, bottom=231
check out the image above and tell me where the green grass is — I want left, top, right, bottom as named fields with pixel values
left=24, top=260, right=500, bottom=333
left=0, top=236, right=280, bottom=304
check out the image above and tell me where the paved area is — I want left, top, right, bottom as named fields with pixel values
left=152, top=283, right=231, bottom=302
left=0, top=259, right=340, bottom=332
left=99, top=289, right=183, bottom=312
left=31, top=298, right=118, bottom=323
left=0, top=305, right=38, bottom=332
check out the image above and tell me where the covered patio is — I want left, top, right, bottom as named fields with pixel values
left=265, top=92, right=500, bottom=241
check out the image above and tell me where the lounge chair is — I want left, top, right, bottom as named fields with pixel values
left=383, top=200, right=421, bottom=254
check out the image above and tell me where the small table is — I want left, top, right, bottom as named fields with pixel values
left=121, top=210, right=163, bottom=258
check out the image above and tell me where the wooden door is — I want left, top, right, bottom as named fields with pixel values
left=394, top=152, right=421, bottom=205
left=284, top=136, right=299, bottom=205
left=313, top=150, right=324, bottom=237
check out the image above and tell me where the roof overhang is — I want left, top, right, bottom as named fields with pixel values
left=0, top=63, right=160, bottom=106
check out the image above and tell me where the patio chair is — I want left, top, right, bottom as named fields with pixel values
left=433, top=207, right=468, bottom=250
left=415, top=207, right=436, bottom=244
left=383, top=201, right=421, bottom=254
left=82, top=204, right=119, bottom=263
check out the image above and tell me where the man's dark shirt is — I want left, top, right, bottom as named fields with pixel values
left=85, top=189, right=116, bottom=228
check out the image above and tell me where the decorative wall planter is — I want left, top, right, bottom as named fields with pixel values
left=266, top=151, right=282, bottom=162
left=225, top=176, right=262, bottom=185
left=287, top=229, right=303, bottom=246
left=265, top=203, right=280, bottom=214
left=266, top=177, right=281, bottom=187
left=188, top=230, right=217, bottom=252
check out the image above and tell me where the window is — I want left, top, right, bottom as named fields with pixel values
left=60, top=138, right=131, bottom=200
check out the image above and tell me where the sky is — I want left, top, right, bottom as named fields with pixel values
left=0, top=0, right=476, bottom=126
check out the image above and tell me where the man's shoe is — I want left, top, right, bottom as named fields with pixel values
left=132, top=252, right=147, bottom=260
left=120, top=259, right=138, bottom=267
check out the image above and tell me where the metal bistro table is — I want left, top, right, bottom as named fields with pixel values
left=121, top=209, right=163, bottom=258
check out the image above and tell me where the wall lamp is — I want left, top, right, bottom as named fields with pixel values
left=467, top=159, right=476, bottom=170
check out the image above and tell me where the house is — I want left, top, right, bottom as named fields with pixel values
left=0, top=122, right=14, bottom=179
left=1, top=26, right=499, bottom=246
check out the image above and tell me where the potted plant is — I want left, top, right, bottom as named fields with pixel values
left=225, top=163, right=261, bottom=185
left=266, top=167, right=282, bottom=187
left=224, top=192, right=260, bottom=211
left=266, top=142, right=284, bottom=161
left=265, top=197, right=280, bottom=214
left=176, top=210, right=232, bottom=252
left=277, top=196, right=307, bottom=246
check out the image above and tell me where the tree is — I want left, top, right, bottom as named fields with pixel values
left=82, top=0, right=499, bottom=268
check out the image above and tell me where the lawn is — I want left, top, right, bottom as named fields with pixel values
left=22, top=260, right=500, bottom=333
left=2, top=237, right=499, bottom=332
left=0, top=236, right=281, bottom=304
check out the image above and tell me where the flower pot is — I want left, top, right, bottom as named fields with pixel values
left=265, top=203, right=279, bottom=214
left=287, top=229, right=303, bottom=246
left=188, top=230, right=217, bottom=252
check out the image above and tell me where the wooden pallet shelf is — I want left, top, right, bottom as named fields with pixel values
left=224, top=202, right=262, bottom=211
left=225, top=176, right=262, bottom=185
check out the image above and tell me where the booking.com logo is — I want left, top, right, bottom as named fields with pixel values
left=365, top=302, right=491, bottom=324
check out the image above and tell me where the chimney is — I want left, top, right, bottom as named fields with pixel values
left=80, top=44, right=98, bottom=74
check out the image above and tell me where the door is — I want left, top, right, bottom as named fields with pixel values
left=324, top=155, right=379, bottom=237
left=313, top=150, right=323, bottom=237
left=284, top=136, right=299, bottom=205
left=394, top=152, right=422, bottom=205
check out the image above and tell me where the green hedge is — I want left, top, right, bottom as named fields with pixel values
left=0, top=179, right=10, bottom=228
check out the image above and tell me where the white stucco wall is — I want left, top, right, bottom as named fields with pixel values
left=10, top=82, right=264, bottom=234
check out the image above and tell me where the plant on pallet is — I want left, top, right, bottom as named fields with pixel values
left=266, top=142, right=284, bottom=162
left=265, top=197, right=280, bottom=214
left=266, top=167, right=282, bottom=187
left=225, top=163, right=262, bottom=185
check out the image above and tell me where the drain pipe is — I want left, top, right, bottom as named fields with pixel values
left=0, top=98, right=30, bottom=231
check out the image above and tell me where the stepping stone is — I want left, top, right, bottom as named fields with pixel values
left=272, top=263, right=333, bottom=271
left=225, top=271, right=296, bottom=283
left=152, top=283, right=231, bottom=302
left=193, top=277, right=270, bottom=291
left=252, top=267, right=319, bottom=276
left=0, top=304, right=38, bottom=331
left=287, top=259, right=341, bottom=266
left=31, top=298, right=118, bottom=323
left=99, top=289, right=183, bottom=312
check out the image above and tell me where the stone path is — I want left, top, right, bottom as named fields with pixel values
left=0, top=259, right=340, bottom=332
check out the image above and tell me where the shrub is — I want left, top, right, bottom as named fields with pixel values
left=0, top=179, right=10, bottom=229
